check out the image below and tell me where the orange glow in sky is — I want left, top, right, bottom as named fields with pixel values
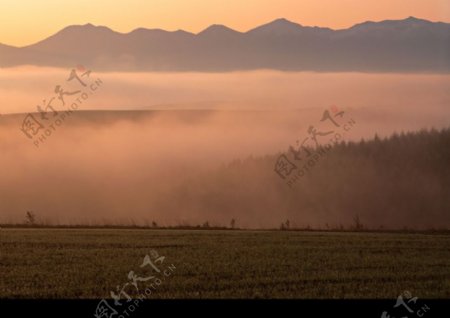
left=0, top=0, right=449, bottom=47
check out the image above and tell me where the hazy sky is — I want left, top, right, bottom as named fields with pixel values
left=1, top=0, right=449, bottom=46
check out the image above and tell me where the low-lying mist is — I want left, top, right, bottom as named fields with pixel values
left=1, top=67, right=450, bottom=114
left=0, top=68, right=449, bottom=228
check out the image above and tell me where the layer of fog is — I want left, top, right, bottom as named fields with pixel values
left=1, top=66, right=450, bottom=115
left=0, top=68, right=449, bottom=227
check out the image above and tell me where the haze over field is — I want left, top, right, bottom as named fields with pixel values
left=0, top=68, right=449, bottom=228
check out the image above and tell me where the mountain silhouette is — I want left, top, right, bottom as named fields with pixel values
left=1, top=17, right=449, bottom=72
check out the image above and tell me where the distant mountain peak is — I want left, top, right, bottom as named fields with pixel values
left=247, top=18, right=306, bottom=35
left=351, top=16, right=433, bottom=30
left=405, top=16, right=422, bottom=22
left=59, top=23, right=116, bottom=35
left=402, top=16, right=433, bottom=25
left=174, top=29, right=193, bottom=35
left=269, top=18, right=301, bottom=26
left=23, top=23, right=119, bottom=49
left=127, top=27, right=194, bottom=39
left=129, top=27, right=167, bottom=34
left=198, top=24, right=240, bottom=36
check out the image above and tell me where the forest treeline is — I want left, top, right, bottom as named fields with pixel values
left=159, top=128, right=450, bottom=229
left=3, top=128, right=450, bottom=230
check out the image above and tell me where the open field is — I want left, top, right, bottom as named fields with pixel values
left=0, top=228, right=449, bottom=298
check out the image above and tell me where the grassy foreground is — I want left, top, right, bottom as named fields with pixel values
left=0, top=228, right=449, bottom=298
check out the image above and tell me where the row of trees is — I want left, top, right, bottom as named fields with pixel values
left=164, top=128, right=450, bottom=229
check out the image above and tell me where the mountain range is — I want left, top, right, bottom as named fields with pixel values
left=1, top=17, right=449, bottom=72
